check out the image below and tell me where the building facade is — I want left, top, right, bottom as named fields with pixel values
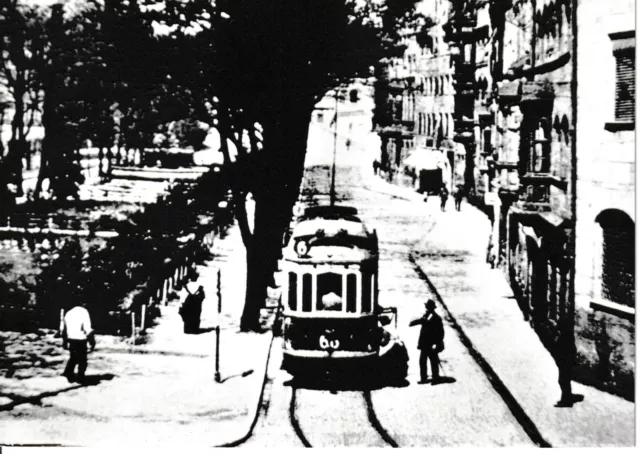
left=376, top=0, right=460, bottom=193
left=573, top=0, right=635, bottom=398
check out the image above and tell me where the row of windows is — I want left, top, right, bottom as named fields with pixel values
left=287, top=271, right=374, bottom=314
left=417, top=112, right=454, bottom=139
left=518, top=115, right=572, bottom=175
left=417, top=75, right=454, bottom=96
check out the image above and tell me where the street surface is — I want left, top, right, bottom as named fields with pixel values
left=241, top=122, right=536, bottom=447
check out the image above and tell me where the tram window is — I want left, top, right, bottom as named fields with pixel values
left=302, top=273, right=313, bottom=312
left=361, top=272, right=372, bottom=313
left=317, top=273, right=343, bottom=311
left=288, top=272, right=297, bottom=311
left=346, top=274, right=357, bottom=313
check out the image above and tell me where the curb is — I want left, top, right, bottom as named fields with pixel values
left=408, top=242, right=552, bottom=448
left=215, top=326, right=278, bottom=447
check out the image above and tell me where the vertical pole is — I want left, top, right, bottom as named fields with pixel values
left=215, top=268, right=222, bottom=382
left=130, top=311, right=136, bottom=343
left=330, top=91, right=338, bottom=206
left=141, top=304, right=146, bottom=332
left=59, top=308, right=64, bottom=335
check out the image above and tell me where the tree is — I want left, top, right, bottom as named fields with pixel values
left=145, top=0, right=423, bottom=331
left=0, top=0, right=47, bottom=212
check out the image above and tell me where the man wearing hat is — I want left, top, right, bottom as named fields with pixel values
left=410, top=299, right=445, bottom=384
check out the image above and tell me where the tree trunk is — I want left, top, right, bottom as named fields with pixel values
left=239, top=106, right=312, bottom=331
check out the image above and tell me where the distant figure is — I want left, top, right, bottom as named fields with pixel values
left=62, top=301, right=95, bottom=383
left=373, top=160, right=380, bottom=175
left=439, top=185, right=449, bottom=212
left=453, top=186, right=464, bottom=211
left=486, top=236, right=496, bottom=269
left=410, top=300, right=445, bottom=384
left=180, top=284, right=205, bottom=334
left=554, top=318, right=578, bottom=407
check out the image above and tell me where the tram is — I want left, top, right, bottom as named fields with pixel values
left=280, top=204, right=408, bottom=382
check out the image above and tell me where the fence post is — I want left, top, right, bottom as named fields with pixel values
left=130, top=311, right=136, bottom=343
left=215, top=268, right=222, bottom=383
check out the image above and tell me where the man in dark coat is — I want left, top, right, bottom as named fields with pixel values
left=439, top=185, right=449, bottom=211
left=410, top=299, right=445, bottom=384
left=453, top=186, right=464, bottom=211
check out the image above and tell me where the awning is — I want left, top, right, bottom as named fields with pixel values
left=611, top=33, right=635, bottom=53
left=404, top=149, right=446, bottom=171
left=539, top=212, right=567, bottom=228
left=521, top=81, right=555, bottom=103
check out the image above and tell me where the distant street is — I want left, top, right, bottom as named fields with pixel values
left=241, top=122, right=536, bottom=447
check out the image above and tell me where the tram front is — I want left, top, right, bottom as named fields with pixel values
left=280, top=206, right=406, bottom=380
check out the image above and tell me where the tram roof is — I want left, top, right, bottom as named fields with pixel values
left=283, top=209, right=378, bottom=264
left=282, top=244, right=375, bottom=264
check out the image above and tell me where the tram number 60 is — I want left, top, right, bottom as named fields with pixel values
left=319, top=334, right=340, bottom=350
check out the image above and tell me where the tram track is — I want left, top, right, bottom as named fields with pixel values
left=288, top=386, right=400, bottom=448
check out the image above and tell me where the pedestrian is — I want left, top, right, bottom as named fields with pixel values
left=439, top=185, right=449, bottom=212
left=373, top=160, right=380, bottom=175
left=486, top=236, right=496, bottom=269
left=62, top=301, right=95, bottom=384
left=180, top=284, right=205, bottom=334
left=554, top=318, right=578, bottom=407
left=454, top=186, right=464, bottom=211
left=409, top=299, right=445, bottom=384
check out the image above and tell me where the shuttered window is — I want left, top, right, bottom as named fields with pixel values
left=615, top=52, right=635, bottom=122
left=599, top=214, right=635, bottom=308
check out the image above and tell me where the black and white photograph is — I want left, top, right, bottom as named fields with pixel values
left=0, top=0, right=635, bottom=448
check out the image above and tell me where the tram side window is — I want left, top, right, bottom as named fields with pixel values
left=317, top=272, right=343, bottom=311
left=346, top=274, right=357, bottom=313
left=302, top=273, right=313, bottom=312
left=288, top=272, right=297, bottom=311
left=361, top=272, right=372, bottom=313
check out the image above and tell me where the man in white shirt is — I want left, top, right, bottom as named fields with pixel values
left=62, top=302, right=95, bottom=383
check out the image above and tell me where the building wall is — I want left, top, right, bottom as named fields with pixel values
left=574, top=0, right=635, bottom=399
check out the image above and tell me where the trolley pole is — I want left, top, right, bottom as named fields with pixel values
left=330, top=92, right=338, bottom=206
left=215, top=268, right=222, bottom=383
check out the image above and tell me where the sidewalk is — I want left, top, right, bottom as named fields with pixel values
left=0, top=224, right=274, bottom=446
left=402, top=190, right=635, bottom=447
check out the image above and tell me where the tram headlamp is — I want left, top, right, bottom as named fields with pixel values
left=294, top=240, right=309, bottom=257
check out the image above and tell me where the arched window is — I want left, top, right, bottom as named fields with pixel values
left=596, top=210, right=635, bottom=308
left=531, top=118, right=551, bottom=173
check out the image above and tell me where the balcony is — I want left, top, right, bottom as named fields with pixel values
left=519, top=173, right=553, bottom=211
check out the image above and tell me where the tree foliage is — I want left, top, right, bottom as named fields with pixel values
left=145, top=0, right=424, bottom=330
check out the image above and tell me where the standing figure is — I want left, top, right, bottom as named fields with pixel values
left=439, top=185, right=449, bottom=212
left=410, top=300, right=445, bottom=384
left=454, top=186, right=464, bottom=211
left=554, top=318, right=578, bottom=407
left=62, top=301, right=95, bottom=383
left=180, top=284, right=205, bottom=334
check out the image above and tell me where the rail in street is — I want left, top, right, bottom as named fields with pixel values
left=237, top=126, right=538, bottom=447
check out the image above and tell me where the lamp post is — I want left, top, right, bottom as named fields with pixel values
left=330, top=92, right=339, bottom=206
